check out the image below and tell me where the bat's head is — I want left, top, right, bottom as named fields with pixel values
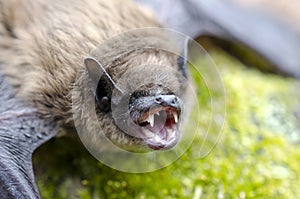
left=75, top=31, right=189, bottom=152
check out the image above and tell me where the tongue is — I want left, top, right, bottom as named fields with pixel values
left=146, top=111, right=167, bottom=132
left=158, top=127, right=168, bottom=140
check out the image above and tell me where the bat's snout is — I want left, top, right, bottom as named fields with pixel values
left=154, top=94, right=181, bottom=110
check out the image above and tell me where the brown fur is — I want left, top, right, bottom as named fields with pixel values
left=0, top=0, right=186, bottom=150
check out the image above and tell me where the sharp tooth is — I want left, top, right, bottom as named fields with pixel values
left=166, top=128, right=173, bottom=139
left=173, top=112, right=178, bottom=123
left=155, top=112, right=160, bottom=116
left=147, top=114, right=154, bottom=127
left=170, top=131, right=176, bottom=139
left=144, top=129, right=154, bottom=137
left=154, top=135, right=162, bottom=143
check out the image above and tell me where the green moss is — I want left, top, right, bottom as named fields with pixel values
left=33, top=47, right=300, bottom=198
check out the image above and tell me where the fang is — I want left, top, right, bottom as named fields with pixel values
left=173, top=112, right=178, bottom=123
left=146, top=114, right=154, bottom=127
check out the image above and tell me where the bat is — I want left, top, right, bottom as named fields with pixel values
left=0, top=0, right=188, bottom=198
left=1, top=0, right=299, bottom=198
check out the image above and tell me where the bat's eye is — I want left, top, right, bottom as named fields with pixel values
left=95, top=95, right=111, bottom=113
left=101, top=96, right=109, bottom=106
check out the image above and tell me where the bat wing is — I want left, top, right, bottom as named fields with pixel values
left=0, top=74, right=58, bottom=199
left=135, top=0, right=300, bottom=78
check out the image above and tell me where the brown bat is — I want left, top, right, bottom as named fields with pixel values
left=1, top=0, right=300, bottom=198
left=0, top=0, right=189, bottom=198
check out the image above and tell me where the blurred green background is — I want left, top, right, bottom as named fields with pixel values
left=33, top=42, right=300, bottom=199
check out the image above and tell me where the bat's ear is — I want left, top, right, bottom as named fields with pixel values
left=177, top=37, right=190, bottom=79
left=84, top=57, right=123, bottom=112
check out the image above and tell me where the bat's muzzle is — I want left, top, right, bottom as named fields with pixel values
left=129, top=94, right=183, bottom=150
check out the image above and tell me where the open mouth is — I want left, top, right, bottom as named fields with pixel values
left=134, top=106, right=180, bottom=150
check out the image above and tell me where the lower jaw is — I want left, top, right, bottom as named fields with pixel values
left=145, top=137, right=178, bottom=150
left=141, top=127, right=179, bottom=151
left=147, top=143, right=175, bottom=150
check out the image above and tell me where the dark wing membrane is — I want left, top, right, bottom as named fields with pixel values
left=0, top=74, right=58, bottom=199
left=135, top=0, right=300, bottom=78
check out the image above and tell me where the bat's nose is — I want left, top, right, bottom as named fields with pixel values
left=155, top=94, right=180, bottom=109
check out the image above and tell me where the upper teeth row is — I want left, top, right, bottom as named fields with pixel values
left=145, top=111, right=178, bottom=127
